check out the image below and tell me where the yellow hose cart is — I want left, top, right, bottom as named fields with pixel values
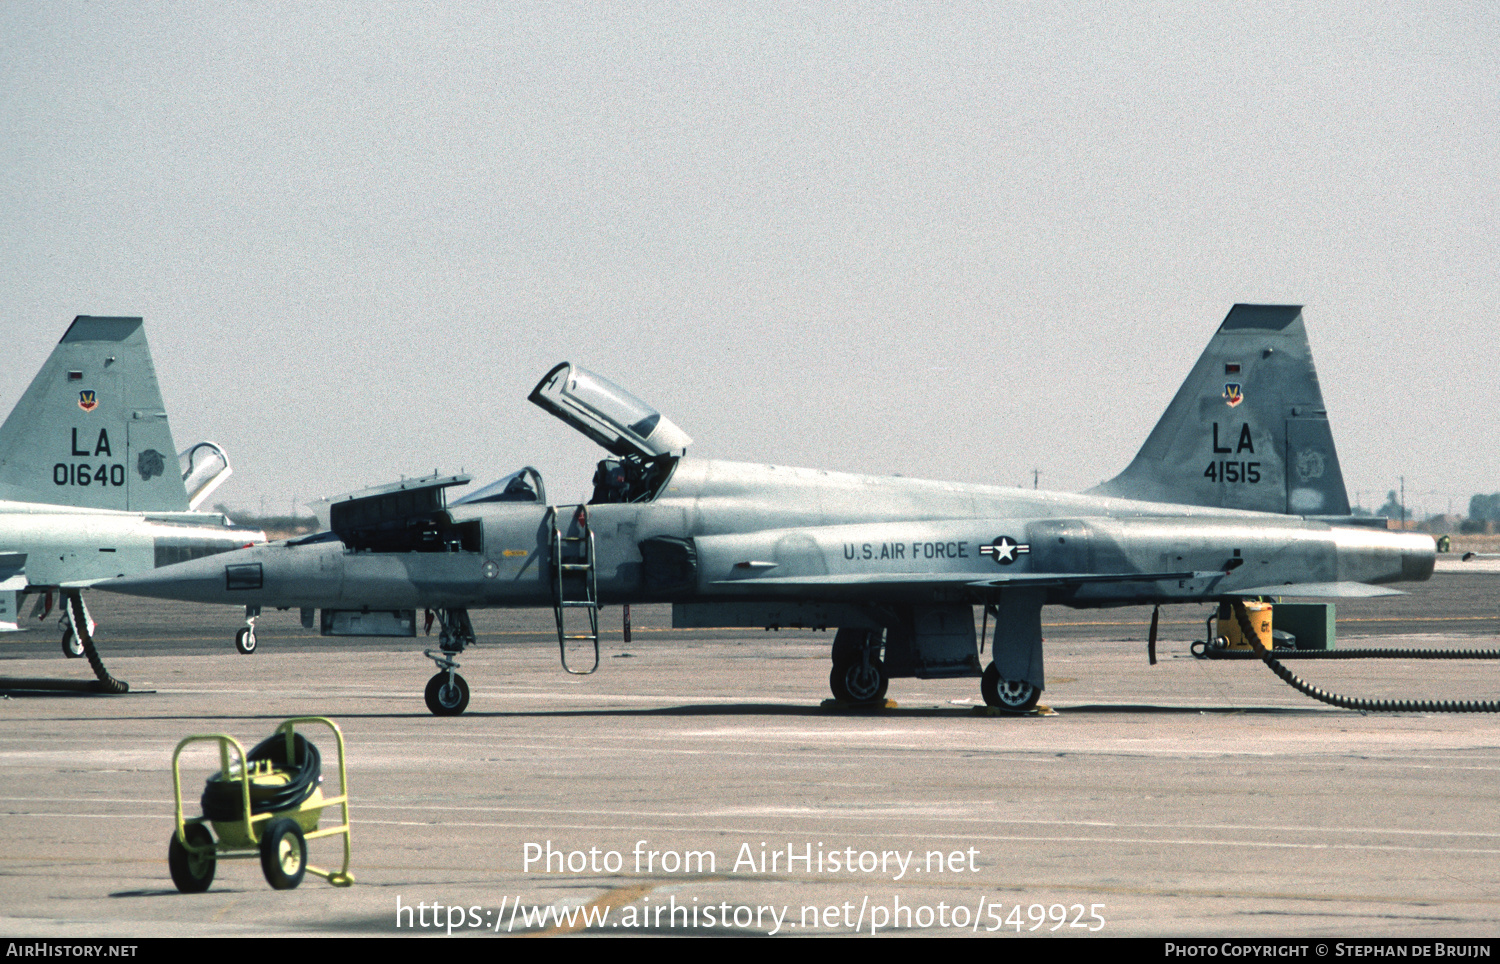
left=168, top=716, right=354, bottom=892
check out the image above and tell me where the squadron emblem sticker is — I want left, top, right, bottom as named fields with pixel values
left=77, top=390, right=98, bottom=412
left=136, top=449, right=165, bottom=480
left=1295, top=450, right=1326, bottom=481
left=980, top=536, right=1029, bottom=565
left=1223, top=383, right=1243, bottom=408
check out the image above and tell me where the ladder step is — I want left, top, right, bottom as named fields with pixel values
left=549, top=506, right=600, bottom=672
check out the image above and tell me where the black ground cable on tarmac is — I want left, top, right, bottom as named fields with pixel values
left=200, top=732, right=322, bottom=821
left=1196, top=645, right=1500, bottom=660
left=68, top=592, right=128, bottom=694
left=1228, top=602, right=1500, bottom=713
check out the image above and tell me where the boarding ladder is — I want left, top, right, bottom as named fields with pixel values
left=547, top=505, right=600, bottom=674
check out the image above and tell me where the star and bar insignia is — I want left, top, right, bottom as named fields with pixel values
left=980, top=535, right=1029, bottom=565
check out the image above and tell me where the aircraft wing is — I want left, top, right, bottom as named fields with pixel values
left=1226, top=582, right=1404, bottom=598
left=711, top=571, right=1404, bottom=599
left=712, top=569, right=1211, bottom=593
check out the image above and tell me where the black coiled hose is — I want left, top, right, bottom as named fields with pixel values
left=201, top=732, right=322, bottom=822
left=1253, top=649, right=1500, bottom=713
left=1228, top=603, right=1500, bottom=713
left=1197, top=645, right=1500, bottom=660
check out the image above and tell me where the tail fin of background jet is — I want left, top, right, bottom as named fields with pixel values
left=0, top=317, right=193, bottom=512
left=1089, top=304, right=1351, bottom=516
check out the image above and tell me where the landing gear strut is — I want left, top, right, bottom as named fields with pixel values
left=829, top=628, right=889, bottom=706
left=422, top=609, right=475, bottom=716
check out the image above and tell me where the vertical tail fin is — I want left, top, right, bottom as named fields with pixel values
left=1090, top=304, right=1350, bottom=515
left=0, top=317, right=192, bottom=511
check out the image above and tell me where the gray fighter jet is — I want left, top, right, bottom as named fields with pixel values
left=102, top=305, right=1433, bottom=714
left=0, top=317, right=264, bottom=665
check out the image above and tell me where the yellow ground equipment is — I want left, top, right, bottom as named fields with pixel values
left=168, top=716, right=353, bottom=892
left=1218, top=601, right=1273, bottom=651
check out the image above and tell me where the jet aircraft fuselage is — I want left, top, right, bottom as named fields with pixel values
left=103, top=305, right=1435, bottom=714
left=160, top=461, right=1430, bottom=613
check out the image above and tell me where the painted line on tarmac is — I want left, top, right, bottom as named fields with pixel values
left=338, top=817, right=1500, bottom=857
left=9, top=795, right=1500, bottom=843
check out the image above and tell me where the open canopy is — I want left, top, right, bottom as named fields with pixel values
left=528, top=362, right=691, bottom=459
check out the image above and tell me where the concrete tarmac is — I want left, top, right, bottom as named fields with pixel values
left=2, top=575, right=1498, bottom=938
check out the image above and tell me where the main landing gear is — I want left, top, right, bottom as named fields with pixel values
left=422, top=608, right=475, bottom=716
left=826, top=627, right=1042, bottom=711
left=828, top=628, right=889, bottom=706
left=980, top=662, right=1040, bottom=713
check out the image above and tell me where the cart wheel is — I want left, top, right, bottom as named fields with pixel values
left=168, top=824, right=217, bottom=893
left=259, top=817, right=307, bottom=890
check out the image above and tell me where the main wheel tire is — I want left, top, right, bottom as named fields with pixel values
left=829, top=656, right=889, bottom=706
left=235, top=628, right=257, bottom=655
left=981, top=662, right=1040, bottom=712
left=259, top=818, right=307, bottom=890
left=425, top=672, right=470, bottom=716
left=168, top=824, right=217, bottom=893
left=61, top=628, right=84, bottom=659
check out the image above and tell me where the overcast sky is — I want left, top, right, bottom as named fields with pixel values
left=3, top=2, right=1496, bottom=519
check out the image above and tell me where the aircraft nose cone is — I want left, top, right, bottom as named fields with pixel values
left=100, top=550, right=248, bottom=604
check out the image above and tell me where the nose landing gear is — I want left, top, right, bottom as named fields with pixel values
left=235, top=606, right=259, bottom=654
left=421, top=608, right=475, bottom=716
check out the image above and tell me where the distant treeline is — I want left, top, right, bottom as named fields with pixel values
left=1471, top=494, right=1500, bottom=524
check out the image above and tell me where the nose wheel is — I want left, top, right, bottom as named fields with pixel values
left=234, top=606, right=260, bottom=655
left=59, top=593, right=93, bottom=658
left=424, top=671, right=470, bottom=716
